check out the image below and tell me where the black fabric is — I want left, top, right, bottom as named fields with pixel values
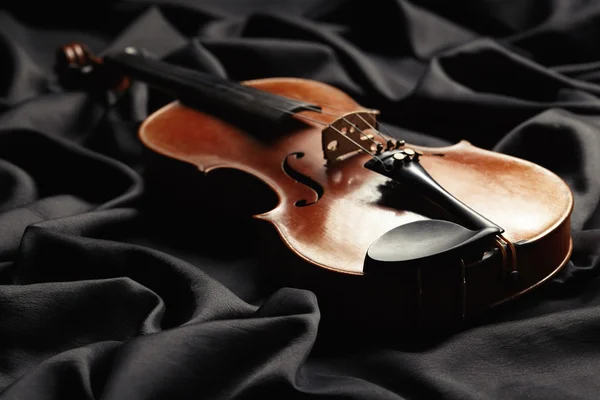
left=2, top=1, right=600, bottom=399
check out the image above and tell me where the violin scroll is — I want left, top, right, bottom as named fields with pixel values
left=54, top=43, right=130, bottom=92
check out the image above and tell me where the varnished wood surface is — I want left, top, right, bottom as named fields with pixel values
left=140, top=78, right=572, bottom=272
left=138, top=77, right=573, bottom=328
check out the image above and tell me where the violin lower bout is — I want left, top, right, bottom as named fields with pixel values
left=254, top=211, right=571, bottom=332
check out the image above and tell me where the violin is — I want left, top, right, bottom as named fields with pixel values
left=54, top=43, right=573, bottom=331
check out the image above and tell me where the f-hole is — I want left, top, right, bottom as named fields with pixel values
left=282, top=152, right=324, bottom=207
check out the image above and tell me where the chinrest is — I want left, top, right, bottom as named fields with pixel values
left=364, top=220, right=501, bottom=272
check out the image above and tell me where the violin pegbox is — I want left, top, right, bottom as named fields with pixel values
left=55, top=43, right=130, bottom=93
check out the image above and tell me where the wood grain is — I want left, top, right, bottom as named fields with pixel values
left=139, top=77, right=573, bottom=330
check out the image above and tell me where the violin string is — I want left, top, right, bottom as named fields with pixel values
left=310, top=104, right=391, bottom=145
left=354, top=113, right=389, bottom=143
left=315, top=105, right=402, bottom=151
left=140, top=71, right=384, bottom=158
left=298, top=105, right=383, bottom=148
left=270, top=91, right=395, bottom=142
left=94, top=47, right=392, bottom=161
left=367, top=113, right=397, bottom=139
left=330, top=125, right=379, bottom=158
left=297, top=108, right=397, bottom=167
left=270, top=106, right=381, bottom=160
left=100, top=68, right=385, bottom=163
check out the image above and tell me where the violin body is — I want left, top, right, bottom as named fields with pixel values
left=55, top=43, right=573, bottom=331
left=139, top=77, right=573, bottom=330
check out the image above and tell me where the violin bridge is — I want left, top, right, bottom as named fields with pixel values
left=321, top=110, right=380, bottom=165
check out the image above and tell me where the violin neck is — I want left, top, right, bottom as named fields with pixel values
left=103, top=50, right=318, bottom=126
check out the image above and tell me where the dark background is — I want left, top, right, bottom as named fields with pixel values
left=2, top=0, right=600, bottom=399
